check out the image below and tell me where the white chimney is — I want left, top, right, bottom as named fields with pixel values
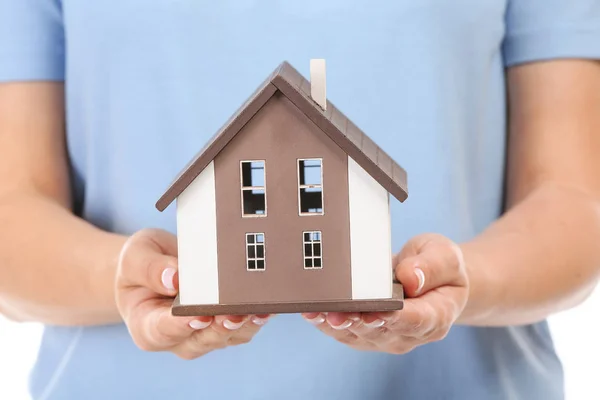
left=310, top=59, right=327, bottom=111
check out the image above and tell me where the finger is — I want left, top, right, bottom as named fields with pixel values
left=344, top=310, right=404, bottom=344
left=302, top=312, right=325, bottom=325
left=345, top=316, right=386, bottom=343
left=380, top=299, right=436, bottom=338
left=351, top=311, right=392, bottom=334
left=324, top=312, right=361, bottom=330
left=302, top=313, right=361, bottom=345
left=250, top=314, right=272, bottom=327
left=383, top=285, right=463, bottom=339
left=174, top=317, right=266, bottom=360
left=301, top=312, right=361, bottom=330
left=127, top=298, right=213, bottom=351
left=205, top=314, right=268, bottom=348
left=348, top=301, right=441, bottom=347
left=118, top=235, right=179, bottom=297
left=394, top=242, right=465, bottom=297
left=135, top=228, right=179, bottom=256
left=211, top=314, right=272, bottom=334
left=392, top=234, right=446, bottom=266
left=392, top=239, right=420, bottom=266
left=173, top=330, right=224, bottom=359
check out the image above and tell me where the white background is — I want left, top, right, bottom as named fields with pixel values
left=1, top=290, right=599, bottom=400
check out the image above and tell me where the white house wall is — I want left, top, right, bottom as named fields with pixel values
left=347, top=157, right=393, bottom=300
left=176, top=161, right=219, bottom=305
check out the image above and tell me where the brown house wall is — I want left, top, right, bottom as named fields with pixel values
left=214, top=92, right=352, bottom=304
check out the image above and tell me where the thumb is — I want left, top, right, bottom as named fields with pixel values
left=118, top=229, right=180, bottom=297
left=394, top=241, right=465, bottom=298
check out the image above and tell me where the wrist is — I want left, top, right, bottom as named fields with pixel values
left=89, top=232, right=128, bottom=323
left=455, top=241, right=501, bottom=325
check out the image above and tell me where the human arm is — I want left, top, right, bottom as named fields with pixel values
left=302, top=59, right=600, bottom=352
left=115, top=228, right=272, bottom=359
left=0, top=82, right=126, bottom=326
left=0, top=82, right=271, bottom=358
left=0, top=1, right=271, bottom=360
left=459, top=59, right=600, bottom=325
left=0, top=0, right=124, bottom=326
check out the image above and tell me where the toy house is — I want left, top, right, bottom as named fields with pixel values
left=156, top=60, right=408, bottom=316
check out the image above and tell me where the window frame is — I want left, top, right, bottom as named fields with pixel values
left=297, top=158, right=324, bottom=216
left=303, top=231, right=323, bottom=270
left=240, top=160, right=267, bottom=218
left=246, top=233, right=266, bottom=271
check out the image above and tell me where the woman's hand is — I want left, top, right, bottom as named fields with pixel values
left=301, top=233, right=469, bottom=354
left=115, top=228, right=271, bottom=360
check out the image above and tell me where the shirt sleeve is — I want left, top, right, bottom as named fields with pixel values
left=503, top=0, right=600, bottom=67
left=0, top=0, right=65, bottom=82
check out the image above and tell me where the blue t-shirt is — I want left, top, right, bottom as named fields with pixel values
left=1, top=1, right=600, bottom=399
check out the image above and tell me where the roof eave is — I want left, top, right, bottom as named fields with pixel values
left=155, top=82, right=279, bottom=211
left=271, top=74, right=408, bottom=202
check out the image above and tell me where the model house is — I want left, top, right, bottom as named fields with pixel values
left=156, top=60, right=408, bottom=316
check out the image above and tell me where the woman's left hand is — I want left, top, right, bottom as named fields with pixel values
left=302, top=233, right=469, bottom=354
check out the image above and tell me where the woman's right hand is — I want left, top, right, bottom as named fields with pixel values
left=115, top=228, right=271, bottom=360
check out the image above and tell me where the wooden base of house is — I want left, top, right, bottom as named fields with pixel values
left=172, top=283, right=404, bottom=316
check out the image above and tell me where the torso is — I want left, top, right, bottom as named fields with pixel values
left=31, top=2, right=563, bottom=399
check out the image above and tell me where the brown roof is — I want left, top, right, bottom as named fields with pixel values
left=156, top=61, right=408, bottom=211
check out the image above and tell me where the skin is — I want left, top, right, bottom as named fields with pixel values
left=116, top=229, right=272, bottom=358
left=302, top=59, right=600, bottom=352
left=0, top=59, right=599, bottom=359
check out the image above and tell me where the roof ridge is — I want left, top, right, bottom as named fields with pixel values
left=156, top=61, right=408, bottom=211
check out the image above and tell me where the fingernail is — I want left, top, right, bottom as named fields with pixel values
left=364, top=319, right=385, bottom=328
left=305, top=314, right=325, bottom=325
left=252, top=316, right=269, bottom=326
left=189, top=319, right=211, bottom=330
left=330, top=320, right=352, bottom=330
left=223, top=319, right=246, bottom=330
left=161, top=268, right=176, bottom=291
left=415, top=267, right=425, bottom=295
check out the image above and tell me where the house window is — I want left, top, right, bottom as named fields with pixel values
left=298, top=159, right=323, bottom=215
left=241, top=161, right=266, bottom=217
left=246, top=233, right=265, bottom=271
left=303, top=231, right=322, bottom=269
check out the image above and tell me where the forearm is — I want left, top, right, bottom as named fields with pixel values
left=458, top=181, right=600, bottom=326
left=0, top=192, right=127, bottom=326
